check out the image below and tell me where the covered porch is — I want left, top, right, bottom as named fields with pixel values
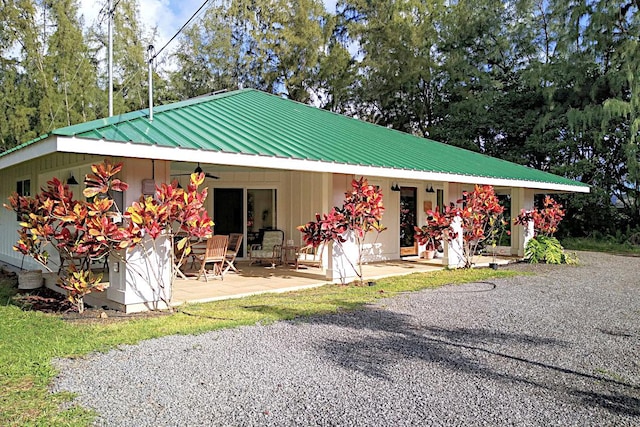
left=43, top=253, right=516, bottom=313
left=170, top=253, right=517, bottom=307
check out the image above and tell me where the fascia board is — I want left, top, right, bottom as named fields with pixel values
left=55, top=136, right=591, bottom=194
left=0, top=137, right=58, bottom=170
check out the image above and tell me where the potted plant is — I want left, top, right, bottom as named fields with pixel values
left=414, top=210, right=450, bottom=260
left=298, top=177, right=386, bottom=285
left=17, top=257, right=43, bottom=290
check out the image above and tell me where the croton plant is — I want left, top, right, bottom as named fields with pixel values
left=414, top=184, right=508, bottom=268
left=298, top=177, right=386, bottom=284
left=5, top=159, right=213, bottom=312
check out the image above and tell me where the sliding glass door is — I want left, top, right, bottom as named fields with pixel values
left=246, top=189, right=277, bottom=247
left=213, top=188, right=277, bottom=258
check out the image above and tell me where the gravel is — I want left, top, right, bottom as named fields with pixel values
left=51, top=251, right=640, bottom=426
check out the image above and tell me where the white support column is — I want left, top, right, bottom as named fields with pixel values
left=108, top=234, right=172, bottom=312
left=326, top=232, right=359, bottom=284
left=448, top=216, right=465, bottom=268
left=511, top=187, right=535, bottom=257
left=442, top=182, right=464, bottom=267
left=326, top=174, right=357, bottom=282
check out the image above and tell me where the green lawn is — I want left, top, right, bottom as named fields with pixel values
left=561, top=236, right=640, bottom=255
left=0, top=268, right=520, bottom=426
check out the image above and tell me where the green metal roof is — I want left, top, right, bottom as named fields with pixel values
left=8, top=89, right=588, bottom=190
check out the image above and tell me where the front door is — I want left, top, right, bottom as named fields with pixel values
left=400, top=187, right=418, bottom=256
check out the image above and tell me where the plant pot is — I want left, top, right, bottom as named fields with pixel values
left=489, top=262, right=499, bottom=270
left=18, top=270, right=43, bottom=290
left=421, top=250, right=436, bottom=260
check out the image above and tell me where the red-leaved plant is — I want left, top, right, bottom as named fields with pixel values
left=513, top=196, right=565, bottom=237
left=513, top=196, right=568, bottom=264
left=297, top=177, right=386, bottom=284
left=5, top=159, right=212, bottom=312
left=415, top=185, right=507, bottom=268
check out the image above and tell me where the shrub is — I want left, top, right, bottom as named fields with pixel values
left=515, top=196, right=574, bottom=264
left=525, top=235, right=576, bottom=264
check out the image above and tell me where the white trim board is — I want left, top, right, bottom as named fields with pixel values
left=2, top=135, right=590, bottom=194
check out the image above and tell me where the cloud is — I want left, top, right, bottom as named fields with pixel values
left=77, top=0, right=196, bottom=47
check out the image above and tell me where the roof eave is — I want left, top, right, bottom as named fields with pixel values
left=0, top=136, right=58, bottom=170
left=54, top=136, right=590, bottom=193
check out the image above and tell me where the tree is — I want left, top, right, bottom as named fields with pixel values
left=39, top=0, right=102, bottom=128
left=171, top=0, right=328, bottom=102
left=338, top=0, right=445, bottom=136
left=0, top=0, right=102, bottom=149
left=88, top=0, right=155, bottom=114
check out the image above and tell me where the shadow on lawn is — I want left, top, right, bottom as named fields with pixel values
left=305, top=306, right=640, bottom=418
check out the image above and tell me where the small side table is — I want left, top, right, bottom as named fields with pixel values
left=281, top=245, right=299, bottom=269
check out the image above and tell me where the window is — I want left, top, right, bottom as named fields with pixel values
left=16, top=179, right=31, bottom=220
left=436, top=189, right=444, bottom=213
left=17, top=179, right=30, bottom=197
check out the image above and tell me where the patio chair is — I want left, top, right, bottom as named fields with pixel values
left=195, top=235, right=229, bottom=281
left=297, top=243, right=324, bottom=270
left=58, top=249, right=108, bottom=275
left=223, top=233, right=243, bottom=274
left=248, top=229, right=284, bottom=266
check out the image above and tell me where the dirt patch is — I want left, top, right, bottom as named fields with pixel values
left=3, top=270, right=171, bottom=324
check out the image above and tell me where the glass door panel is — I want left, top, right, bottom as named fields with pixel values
left=400, top=187, right=418, bottom=256
left=213, top=188, right=244, bottom=254
left=247, top=189, right=277, bottom=248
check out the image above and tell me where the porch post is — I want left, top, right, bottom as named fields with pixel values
left=510, top=187, right=535, bottom=257
left=441, top=182, right=465, bottom=268
left=325, top=174, right=357, bottom=282
left=326, top=232, right=359, bottom=284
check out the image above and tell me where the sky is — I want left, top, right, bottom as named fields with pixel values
left=78, top=0, right=206, bottom=54
left=77, top=0, right=338, bottom=67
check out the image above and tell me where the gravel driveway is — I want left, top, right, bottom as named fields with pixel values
left=52, top=251, right=640, bottom=426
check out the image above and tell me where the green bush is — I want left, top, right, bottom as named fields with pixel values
left=525, top=236, right=576, bottom=264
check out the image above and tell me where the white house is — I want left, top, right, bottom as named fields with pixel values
left=0, top=89, right=589, bottom=311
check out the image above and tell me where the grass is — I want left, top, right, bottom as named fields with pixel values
left=561, top=237, right=640, bottom=255
left=0, top=267, right=521, bottom=426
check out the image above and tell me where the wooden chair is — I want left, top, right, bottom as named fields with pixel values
left=248, top=229, right=284, bottom=266
left=195, top=235, right=229, bottom=281
left=224, top=233, right=243, bottom=274
left=58, top=248, right=108, bottom=275
left=187, top=238, right=209, bottom=269
left=297, top=243, right=324, bottom=270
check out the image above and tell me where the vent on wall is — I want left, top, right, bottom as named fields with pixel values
left=142, top=179, right=156, bottom=195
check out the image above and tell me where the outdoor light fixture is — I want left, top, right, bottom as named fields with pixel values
left=391, top=183, right=401, bottom=192
left=67, top=174, right=79, bottom=185
left=426, top=185, right=435, bottom=193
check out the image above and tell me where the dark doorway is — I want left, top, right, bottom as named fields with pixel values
left=400, top=187, right=418, bottom=256
left=213, top=188, right=244, bottom=255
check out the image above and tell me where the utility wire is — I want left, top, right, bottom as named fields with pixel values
left=153, top=0, right=212, bottom=60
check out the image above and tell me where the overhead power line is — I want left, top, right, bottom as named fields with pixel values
left=153, top=0, right=212, bottom=60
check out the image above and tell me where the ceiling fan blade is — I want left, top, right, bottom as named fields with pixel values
left=171, top=163, right=219, bottom=179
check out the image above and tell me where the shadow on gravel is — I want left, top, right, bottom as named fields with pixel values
left=311, top=307, right=640, bottom=417
left=572, top=390, right=640, bottom=417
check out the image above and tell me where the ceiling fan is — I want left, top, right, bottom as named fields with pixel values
left=171, top=163, right=219, bottom=180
